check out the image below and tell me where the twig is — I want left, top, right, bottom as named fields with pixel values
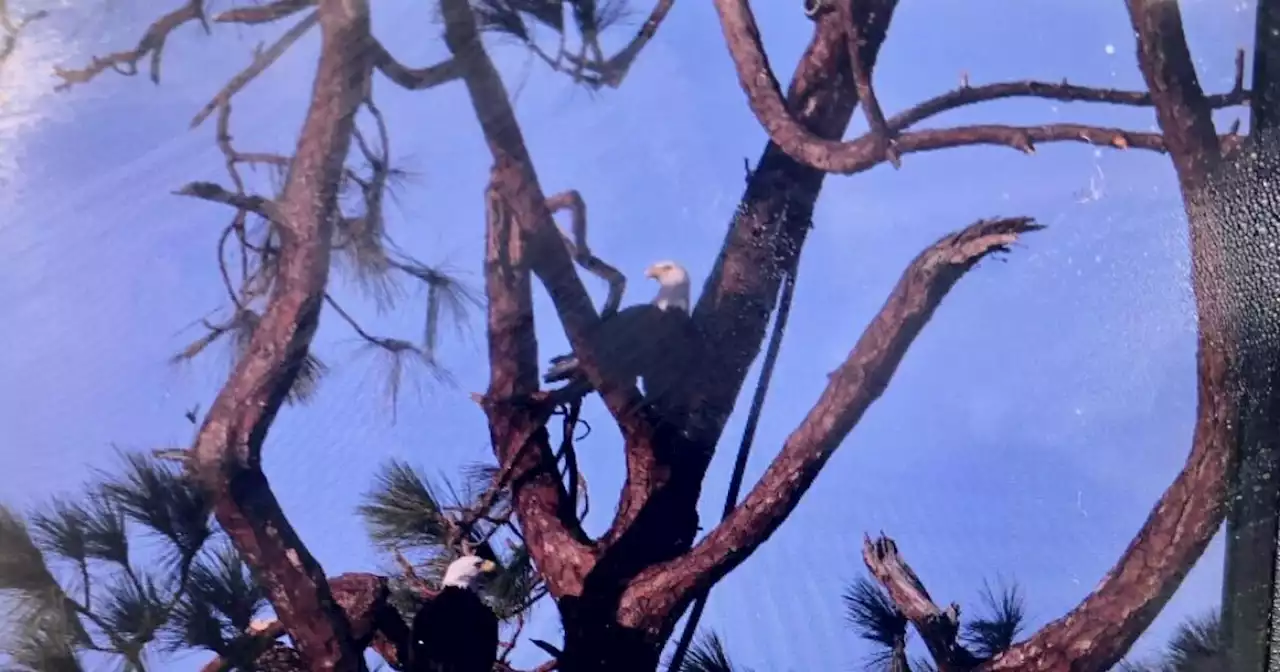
left=190, top=10, right=320, bottom=128
left=53, top=0, right=208, bottom=90
left=393, top=548, right=439, bottom=598
left=546, top=190, right=626, bottom=318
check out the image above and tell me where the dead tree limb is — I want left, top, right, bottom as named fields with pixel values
left=862, top=535, right=982, bottom=671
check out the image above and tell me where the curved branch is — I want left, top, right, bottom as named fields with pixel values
left=185, top=0, right=373, bottom=668
left=369, top=40, right=462, bottom=90
left=546, top=190, right=627, bottom=318
left=624, top=217, right=1043, bottom=624
left=709, top=0, right=1244, bottom=174
left=977, top=3, right=1234, bottom=671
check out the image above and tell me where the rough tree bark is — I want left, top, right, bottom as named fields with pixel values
left=183, top=0, right=374, bottom=669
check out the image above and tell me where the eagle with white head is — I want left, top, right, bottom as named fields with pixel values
left=544, top=260, right=698, bottom=403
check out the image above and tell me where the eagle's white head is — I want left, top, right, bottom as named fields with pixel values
left=645, top=260, right=690, bottom=311
left=441, top=555, right=498, bottom=590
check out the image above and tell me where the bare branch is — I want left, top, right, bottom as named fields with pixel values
left=53, top=0, right=208, bottom=90
left=190, top=10, right=321, bottom=128
left=708, top=0, right=1245, bottom=174
left=626, top=217, right=1044, bottom=622
left=546, top=190, right=626, bottom=318
left=215, top=0, right=315, bottom=24
left=579, top=0, right=675, bottom=88
left=174, top=181, right=275, bottom=217
left=478, top=162, right=594, bottom=596
left=185, top=0, right=374, bottom=667
left=840, top=0, right=896, bottom=166
left=862, top=535, right=982, bottom=669
left=974, top=4, right=1234, bottom=671
left=369, top=40, right=462, bottom=90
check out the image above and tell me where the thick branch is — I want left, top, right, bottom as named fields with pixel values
left=190, top=10, right=320, bottom=128
left=185, top=0, right=373, bottom=669
left=863, top=535, right=981, bottom=670
left=625, top=217, right=1042, bottom=624
left=709, top=0, right=1243, bottom=174
left=480, top=162, right=595, bottom=597
left=978, top=4, right=1234, bottom=670
left=1125, top=0, right=1222, bottom=193
left=442, top=0, right=642, bottom=425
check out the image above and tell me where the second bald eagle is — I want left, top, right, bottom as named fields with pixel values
left=544, top=260, right=698, bottom=403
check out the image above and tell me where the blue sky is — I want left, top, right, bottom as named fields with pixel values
left=0, top=0, right=1257, bottom=669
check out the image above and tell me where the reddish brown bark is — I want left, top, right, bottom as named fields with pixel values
left=183, top=0, right=374, bottom=669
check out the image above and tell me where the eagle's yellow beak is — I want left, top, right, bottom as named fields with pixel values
left=644, top=265, right=661, bottom=279
left=479, top=559, right=498, bottom=574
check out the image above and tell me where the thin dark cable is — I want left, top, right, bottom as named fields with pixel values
left=666, top=262, right=800, bottom=671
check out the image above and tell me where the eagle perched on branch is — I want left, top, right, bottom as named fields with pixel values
left=544, top=260, right=698, bottom=404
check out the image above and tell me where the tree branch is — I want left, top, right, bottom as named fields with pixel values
left=175, top=181, right=275, bottom=217
left=976, top=4, right=1236, bottom=670
left=369, top=41, right=461, bottom=90
left=709, top=0, right=1244, bottom=174
left=184, top=0, right=373, bottom=668
left=625, top=216, right=1043, bottom=626
left=214, top=0, right=315, bottom=24
left=862, top=535, right=982, bottom=670
left=190, top=9, right=320, bottom=128
left=479, top=163, right=595, bottom=598
left=53, top=0, right=208, bottom=90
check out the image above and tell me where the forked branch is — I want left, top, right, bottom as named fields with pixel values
left=625, top=217, right=1043, bottom=620
left=709, top=0, right=1247, bottom=174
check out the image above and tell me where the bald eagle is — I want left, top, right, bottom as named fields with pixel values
left=544, top=260, right=698, bottom=404
left=406, top=555, right=499, bottom=672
